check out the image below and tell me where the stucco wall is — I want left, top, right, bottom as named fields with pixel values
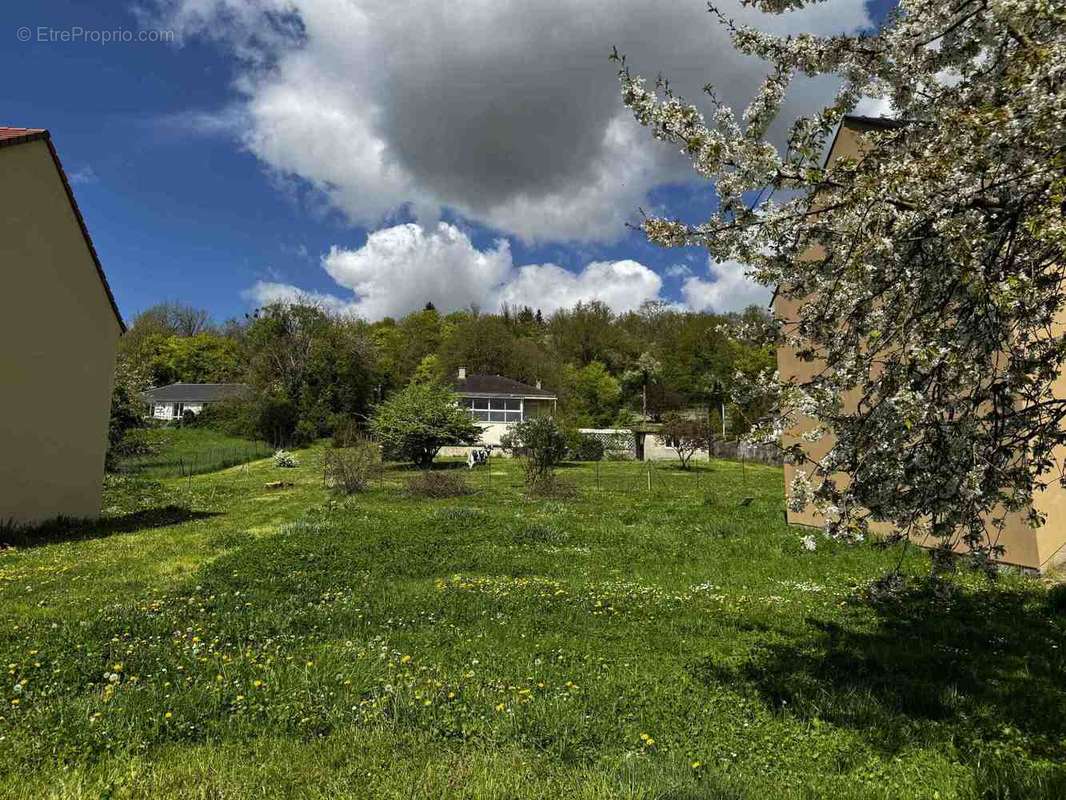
left=0, top=139, right=122, bottom=525
left=775, top=120, right=1066, bottom=572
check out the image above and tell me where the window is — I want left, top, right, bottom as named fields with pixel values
left=172, top=402, right=185, bottom=418
left=462, top=397, right=523, bottom=423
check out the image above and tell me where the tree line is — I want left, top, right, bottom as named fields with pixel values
left=110, top=298, right=775, bottom=450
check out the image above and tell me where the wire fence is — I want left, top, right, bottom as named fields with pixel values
left=339, top=453, right=771, bottom=503
left=114, top=442, right=274, bottom=478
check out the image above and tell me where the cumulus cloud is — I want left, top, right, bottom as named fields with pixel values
left=682, top=259, right=771, bottom=313
left=146, top=0, right=872, bottom=243
left=498, top=260, right=662, bottom=314
left=245, top=222, right=664, bottom=319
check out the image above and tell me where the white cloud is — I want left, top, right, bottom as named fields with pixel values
left=147, top=0, right=872, bottom=243
left=498, top=260, right=662, bottom=314
left=682, top=259, right=770, bottom=313
left=245, top=222, right=663, bottom=319
left=321, top=223, right=512, bottom=319
left=68, top=165, right=98, bottom=186
left=664, top=263, right=693, bottom=279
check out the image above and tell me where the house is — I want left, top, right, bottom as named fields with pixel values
left=452, top=368, right=557, bottom=448
left=144, top=383, right=251, bottom=421
left=0, top=127, right=124, bottom=525
left=776, top=115, right=1066, bottom=572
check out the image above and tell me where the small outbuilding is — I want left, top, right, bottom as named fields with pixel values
left=0, top=127, right=125, bottom=526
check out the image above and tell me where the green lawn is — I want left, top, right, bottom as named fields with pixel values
left=1, top=450, right=1064, bottom=799
left=113, top=427, right=272, bottom=478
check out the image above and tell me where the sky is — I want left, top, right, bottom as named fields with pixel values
left=2, top=0, right=896, bottom=325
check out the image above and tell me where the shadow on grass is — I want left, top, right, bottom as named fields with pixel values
left=1, top=506, right=221, bottom=549
left=692, top=582, right=1066, bottom=786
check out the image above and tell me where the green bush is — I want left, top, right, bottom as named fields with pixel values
left=501, top=416, right=569, bottom=493
left=112, top=428, right=165, bottom=458
left=190, top=398, right=257, bottom=439
left=568, top=433, right=605, bottom=462
left=370, top=383, right=481, bottom=468
left=1049, top=583, right=1066, bottom=615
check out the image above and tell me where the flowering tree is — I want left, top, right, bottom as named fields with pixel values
left=617, top=1, right=1066, bottom=571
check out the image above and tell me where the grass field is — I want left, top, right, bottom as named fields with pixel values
left=1, top=449, right=1064, bottom=799
left=113, top=427, right=272, bottom=478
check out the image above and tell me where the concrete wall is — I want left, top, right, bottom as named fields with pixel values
left=776, top=119, right=1066, bottom=572
left=0, top=139, right=122, bottom=525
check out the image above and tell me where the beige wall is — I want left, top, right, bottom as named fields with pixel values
left=0, top=139, right=122, bottom=525
left=776, top=119, right=1066, bottom=572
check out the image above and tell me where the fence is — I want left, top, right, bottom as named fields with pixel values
left=115, top=442, right=273, bottom=478
left=577, top=428, right=782, bottom=466
left=456, top=456, right=773, bottom=500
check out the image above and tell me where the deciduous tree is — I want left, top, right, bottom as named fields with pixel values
left=617, top=0, right=1066, bottom=569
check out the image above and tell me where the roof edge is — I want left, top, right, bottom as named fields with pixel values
left=2, top=129, right=126, bottom=332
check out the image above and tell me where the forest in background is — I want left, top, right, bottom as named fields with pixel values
left=110, top=298, right=775, bottom=448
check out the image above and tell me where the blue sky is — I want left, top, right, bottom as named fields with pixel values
left=1, top=0, right=896, bottom=324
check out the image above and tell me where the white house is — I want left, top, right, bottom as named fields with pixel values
left=452, top=368, right=557, bottom=447
left=144, top=383, right=250, bottom=421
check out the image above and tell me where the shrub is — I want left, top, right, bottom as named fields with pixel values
left=331, top=417, right=366, bottom=449
left=189, top=398, right=256, bottom=438
left=293, top=418, right=319, bottom=447
left=405, top=471, right=472, bottom=498
left=323, top=445, right=378, bottom=495
left=1048, top=583, right=1066, bottom=615
left=370, top=383, right=481, bottom=468
left=112, top=428, right=165, bottom=458
left=273, top=449, right=299, bottom=468
left=568, top=433, right=605, bottom=462
left=501, top=416, right=568, bottom=492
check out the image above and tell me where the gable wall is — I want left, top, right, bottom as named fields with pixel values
left=0, top=139, right=122, bottom=524
left=775, top=121, right=1065, bottom=571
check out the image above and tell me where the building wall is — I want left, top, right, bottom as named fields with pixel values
left=151, top=402, right=205, bottom=420
left=776, top=120, right=1066, bottom=572
left=439, top=397, right=556, bottom=456
left=0, top=139, right=122, bottom=525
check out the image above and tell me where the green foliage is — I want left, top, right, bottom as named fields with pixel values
left=370, top=383, right=481, bottom=468
left=188, top=397, right=257, bottom=439
left=561, top=361, right=621, bottom=427
left=105, top=357, right=149, bottom=470
left=502, top=415, right=569, bottom=490
left=567, top=432, right=605, bottom=462
left=244, top=304, right=376, bottom=438
left=115, top=295, right=775, bottom=464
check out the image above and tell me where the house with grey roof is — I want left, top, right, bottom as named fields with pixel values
left=144, top=383, right=251, bottom=421
left=451, top=368, right=557, bottom=447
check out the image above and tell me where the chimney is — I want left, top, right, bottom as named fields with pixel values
left=535, top=380, right=542, bottom=389
left=458, top=367, right=466, bottom=380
